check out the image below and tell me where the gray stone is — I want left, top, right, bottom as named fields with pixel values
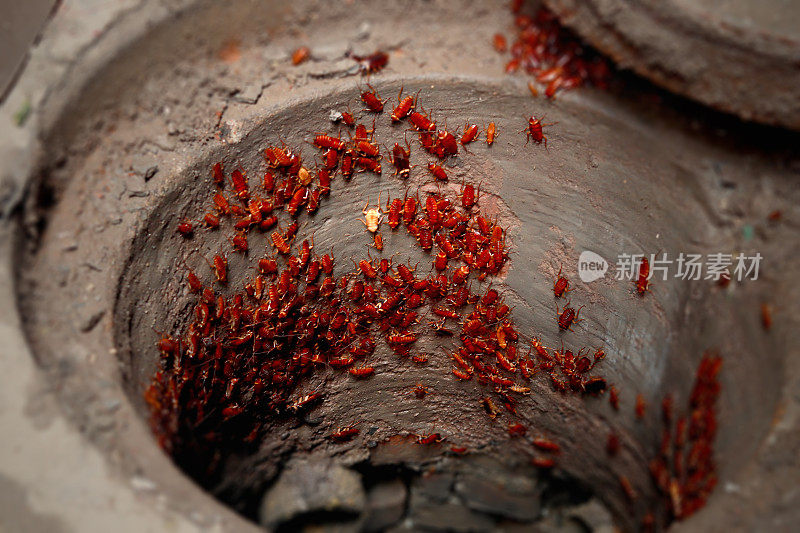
left=564, top=499, right=615, bottom=533
left=231, top=83, right=263, bottom=105
left=454, top=471, right=540, bottom=522
left=412, top=470, right=454, bottom=503
left=364, top=479, right=407, bottom=532
left=408, top=491, right=494, bottom=533
left=259, top=458, right=366, bottom=529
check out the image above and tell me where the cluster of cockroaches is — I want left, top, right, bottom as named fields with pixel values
left=494, top=3, right=612, bottom=98
left=648, top=352, right=721, bottom=523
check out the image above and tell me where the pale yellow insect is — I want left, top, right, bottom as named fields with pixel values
left=361, top=194, right=383, bottom=233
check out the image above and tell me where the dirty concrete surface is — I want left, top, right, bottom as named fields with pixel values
left=1, top=0, right=800, bottom=532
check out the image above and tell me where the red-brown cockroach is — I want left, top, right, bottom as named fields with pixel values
left=386, top=197, right=403, bottom=229
left=356, top=139, right=380, bottom=158
left=212, top=254, right=227, bottom=284
left=388, top=333, right=417, bottom=345
left=508, top=423, right=527, bottom=437
left=416, top=433, right=444, bottom=445
left=356, top=156, right=382, bottom=174
left=460, top=182, right=477, bottom=210
left=262, top=171, right=275, bottom=193
left=291, top=46, right=310, bottom=65
left=434, top=252, right=448, bottom=271
left=230, top=231, right=248, bottom=253
left=286, top=186, right=308, bottom=217
left=341, top=109, right=356, bottom=127
left=522, top=115, right=553, bottom=148
left=450, top=446, right=468, bottom=454
left=186, top=270, right=202, bottom=293
left=531, top=457, right=555, bottom=469
left=213, top=192, right=230, bottom=215
left=289, top=392, right=322, bottom=413
left=230, top=168, right=250, bottom=202
left=408, top=111, right=436, bottom=132
left=212, top=161, right=225, bottom=186
left=606, top=433, right=620, bottom=456
left=410, top=383, right=429, bottom=399
left=314, top=133, right=346, bottom=151
left=418, top=227, right=433, bottom=251
left=452, top=367, right=472, bottom=380
left=340, top=152, right=354, bottom=178
left=619, top=475, right=637, bottom=502
left=203, top=212, right=220, bottom=229
left=553, top=265, right=571, bottom=298
left=329, top=424, right=359, bottom=442
left=608, top=385, right=620, bottom=410
left=635, top=256, right=651, bottom=295
left=437, top=129, right=458, bottom=156
left=412, top=354, right=429, bottom=364
left=391, top=90, right=416, bottom=122
left=177, top=220, right=194, bottom=237
left=635, top=393, right=646, bottom=419
left=389, top=142, right=411, bottom=179
left=373, top=232, right=384, bottom=251
left=486, top=122, right=497, bottom=145
left=427, top=162, right=448, bottom=181
left=349, top=366, right=375, bottom=378
left=460, top=123, right=479, bottom=145
left=320, top=254, right=334, bottom=275
left=258, top=258, right=278, bottom=276
left=360, top=84, right=385, bottom=113
left=271, top=230, right=292, bottom=255
left=351, top=50, right=389, bottom=74
left=492, top=33, right=507, bottom=53
left=322, top=149, right=339, bottom=171
left=357, top=259, right=377, bottom=279
left=403, top=195, right=417, bottom=225
left=306, top=188, right=321, bottom=214
left=556, top=301, right=583, bottom=331
left=452, top=265, right=470, bottom=285
left=761, top=302, right=772, bottom=330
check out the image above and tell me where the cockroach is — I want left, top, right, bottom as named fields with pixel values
left=635, top=256, right=651, bottom=295
left=391, top=91, right=415, bottom=122
left=388, top=333, right=417, bottom=345
left=341, top=152, right=354, bottom=178
left=231, top=231, right=248, bottom=253
left=460, top=123, right=480, bottom=145
left=411, top=383, right=429, bottom=399
left=262, top=171, right=275, bottom=193
left=412, top=354, right=429, bottom=364
left=177, top=220, right=193, bottom=237
left=351, top=50, right=389, bottom=74
left=609, top=385, right=620, bottom=410
left=260, top=215, right=278, bottom=231
left=356, top=139, right=380, bottom=158
left=356, top=156, right=382, bottom=174
left=211, top=161, right=225, bottom=187
left=360, top=84, right=385, bottom=112
left=418, top=228, right=433, bottom=251
left=486, top=122, right=496, bottom=145
left=320, top=254, right=334, bottom=275
left=761, top=302, right=772, bottom=330
left=429, top=319, right=454, bottom=336
left=186, top=270, right=202, bottom=293
left=314, top=133, right=346, bottom=151
left=619, top=475, right=637, bottom=502
left=437, top=129, right=458, bottom=156
left=203, top=212, right=220, bottom=229
left=307, top=188, right=321, bottom=214
left=532, top=437, right=560, bottom=453
left=531, top=457, right=555, bottom=469
left=403, top=195, right=417, bottom=225
left=373, top=232, right=384, bottom=251
left=635, top=393, right=646, bottom=419
left=606, top=433, right=620, bottom=456
left=287, top=186, right=308, bottom=217
left=582, top=377, right=607, bottom=395
left=452, top=367, right=472, bottom=380
left=271, top=230, right=292, bottom=255
left=500, top=422, right=526, bottom=438
left=215, top=185, right=237, bottom=212
left=452, top=265, right=470, bottom=285
left=434, top=252, right=448, bottom=271
left=349, top=366, right=375, bottom=378
left=357, top=259, right=377, bottom=279
left=408, top=111, right=436, bottom=132
left=427, top=162, right=448, bottom=181
left=340, top=109, right=356, bottom=127
left=289, top=392, right=322, bottom=413
left=492, top=33, right=507, bottom=52
left=292, top=46, right=310, bottom=65
left=386, top=197, right=403, bottom=229
left=230, top=168, right=250, bottom=202
left=329, top=424, right=359, bottom=442
left=389, top=142, right=411, bottom=179
left=553, top=265, right=571, bottom=298
left=212, top=254, right=227, bottom=284
left=460, top=182, right=477, bottom=209
left=450, top=446, right=468, bottom=454
left=522, top=115, right=553, bottom=148
left=556, top=302, right=583, bottom=331
left=362, top=200, right=382, bottom=233
left=416, top=433, right=444, bottom=445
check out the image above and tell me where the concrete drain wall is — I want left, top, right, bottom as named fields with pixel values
left=3, top=0, right=799, bottom=532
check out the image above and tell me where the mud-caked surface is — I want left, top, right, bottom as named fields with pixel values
left=8, top=0, right=800, bottom=532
